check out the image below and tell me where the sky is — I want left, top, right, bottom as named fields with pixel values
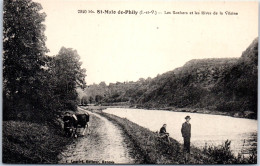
left=33, top=0, right=258, bottom=85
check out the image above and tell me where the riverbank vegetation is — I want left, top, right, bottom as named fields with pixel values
left=203, top=140, right=257, bottom=164
left=3, top=0, right=86, bottom=163
left=98, top=111, right=257, bottom=164
left=3, top=121, right=73, bottom=163
left=83, top=38, right=257, bottom=119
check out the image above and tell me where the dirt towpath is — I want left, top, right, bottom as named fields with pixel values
left=58, top=107, right=134, bottom=164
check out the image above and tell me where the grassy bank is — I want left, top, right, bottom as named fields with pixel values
left=3, top=121, right=73, bottom=164
left=97, top=111, right=257, bottom=164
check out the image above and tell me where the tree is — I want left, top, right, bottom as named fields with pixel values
left=3, top=0, right=49, bottom=120
left=95, top=95, right=103, bottom=103
left=3, top=0, right=48, bottom=96
left=81, top=96, right=88, bottom=105
left=50, top=47, right=86, bottom=111
left=99, top=81, right=106, bottom=87
left=89, top=96, right=94, bottom=104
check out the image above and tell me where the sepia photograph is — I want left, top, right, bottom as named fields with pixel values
left=2, top=0, right=258, bottom=164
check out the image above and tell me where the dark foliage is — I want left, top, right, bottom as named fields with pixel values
left=3, top=1, right=86, bottom=163
left=203, top=140, right=257, bottom=164
left=3, top=0, right=49, bottom=122
left=3, top=0, right=86, bottom=122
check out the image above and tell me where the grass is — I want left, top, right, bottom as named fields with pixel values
left=3, top=120, right=73, bottom=164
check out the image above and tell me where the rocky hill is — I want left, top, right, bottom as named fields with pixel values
left=83, top=38, right=258, bottom=119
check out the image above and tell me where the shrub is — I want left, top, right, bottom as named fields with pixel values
left=203, top=140, right=257, bottom=164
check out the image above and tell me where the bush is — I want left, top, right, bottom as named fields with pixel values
left=203, top=140, right=235, bottom=164
left=203, top=140, right=257, bottom=164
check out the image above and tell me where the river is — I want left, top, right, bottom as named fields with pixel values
left=103, top=108, right=257, bottom=155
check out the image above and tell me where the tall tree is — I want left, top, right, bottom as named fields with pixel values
left=51, top=47, right=86, bottom=111
left=3, top=0, right=49, bottom=120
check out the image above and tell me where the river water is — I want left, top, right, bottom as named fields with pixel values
left=104, top=108, right=257, bottom=155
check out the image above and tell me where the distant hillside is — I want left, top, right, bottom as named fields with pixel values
left=81, top=38, right=258, bottom=119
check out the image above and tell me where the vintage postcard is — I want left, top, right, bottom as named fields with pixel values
left=2, top=0, right=258, bottom=164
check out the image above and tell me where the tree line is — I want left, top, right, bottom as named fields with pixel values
left=3, top=0, right=86, bottom=123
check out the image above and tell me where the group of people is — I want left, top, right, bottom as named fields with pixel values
left=159, top=115, right=191, bottom=155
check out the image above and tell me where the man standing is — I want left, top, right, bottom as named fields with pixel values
left=181, top=116, right=191, bottom=160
